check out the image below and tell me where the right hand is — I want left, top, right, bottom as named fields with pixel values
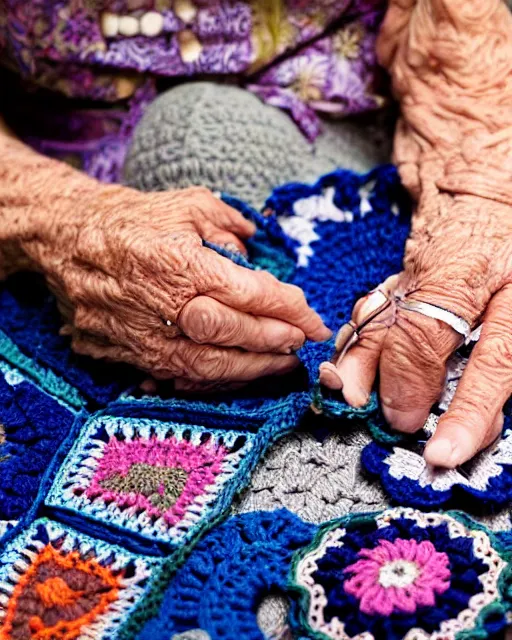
left=22, top=184, right=331, bottom=388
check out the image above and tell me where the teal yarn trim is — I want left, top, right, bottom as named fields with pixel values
left=0, top=329, right=84, bottom=410
left=289, top=508, right=512, bottom=640
left=115, top=393, right=313, bottom=639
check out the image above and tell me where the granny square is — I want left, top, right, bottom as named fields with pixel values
left=289, top=507, right=512, bottom=640
left=0, top=518, right=157, bottom=640
left=46, top=415, right=258, bottom=548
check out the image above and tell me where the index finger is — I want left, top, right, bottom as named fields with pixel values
left=196, top=247, right=332, bottom=342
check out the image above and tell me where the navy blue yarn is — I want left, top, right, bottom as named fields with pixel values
left=0, top=372, right=74, bottom=520
left=136, top=510, right=316, bottom=640
left=310, top=516, right=489, bottom=640
left=361, top=441, right=512, bottom=510
left=361, top=412, right=512, bottom=510
left=0, top=274, right=139, bottom=406
left=0, top=165, right=410, bottom=421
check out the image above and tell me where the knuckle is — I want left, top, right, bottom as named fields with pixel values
left=181, top=300, right=223, bottom=344
left=187, top=347, right=231, bottom=381
left=188, top=186, right=211, bottom=198
left=396, top=311, right=455, bottom=365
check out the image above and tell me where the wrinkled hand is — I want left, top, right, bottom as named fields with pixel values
left=321, top=196, right=512, bottom=467
left=321, top=0, right=512, bottom=468
left=23, top=184, right=330, bottom=386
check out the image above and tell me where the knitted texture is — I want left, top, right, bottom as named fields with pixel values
left=289, top=508, right=512, bottom=640
left=130, top=510, right=316, bottom=640
left=235, top=426, right=387, bottom=523
left=0, top=519, right=159, bottom=639
left=0, top=358, right=74, bottom=522
left=124, top=83, right=392, bottom=210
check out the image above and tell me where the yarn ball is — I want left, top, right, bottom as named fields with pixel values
left=123, top=82, right=391, bottom=209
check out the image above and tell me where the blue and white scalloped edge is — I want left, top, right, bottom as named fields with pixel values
left=361, top=424, right=512, bottom=509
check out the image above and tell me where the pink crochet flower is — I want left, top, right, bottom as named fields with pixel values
left=343, top=538, right=451, bottom=616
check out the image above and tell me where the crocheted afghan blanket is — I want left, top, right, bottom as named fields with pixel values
left=1, top=165, right=512, bottom=640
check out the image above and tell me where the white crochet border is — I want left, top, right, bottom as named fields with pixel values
left=294, top=508, right=506, bottom=640
left=46, top=415, right=256, bottom=545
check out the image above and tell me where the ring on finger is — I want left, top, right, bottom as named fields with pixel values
left=334, top=288, right=393, bottom=360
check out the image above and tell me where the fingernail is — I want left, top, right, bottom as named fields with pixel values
left=424, top=438, right=459, bottom=468
left=382, top=404, right=429, bottom=434
left=347, top=386, right=369, bottom=409
left=319, top=362, right=343, bottom=390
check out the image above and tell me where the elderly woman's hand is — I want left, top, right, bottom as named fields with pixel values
left=321, top=0, right=512, bottom=467
left=28, top=184, right=330, bottom=386
left=0, top=129, right=330, bottom=386
left=322, top=194, right=512, bottom=466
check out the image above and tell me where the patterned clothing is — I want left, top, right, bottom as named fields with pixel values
left=0, top=0, right=388, bottom=182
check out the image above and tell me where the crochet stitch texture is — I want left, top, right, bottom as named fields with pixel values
left=1, top=165, right=512, bottom=640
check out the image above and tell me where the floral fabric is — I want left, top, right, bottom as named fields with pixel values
left=0, top=0, right=388, bottom=181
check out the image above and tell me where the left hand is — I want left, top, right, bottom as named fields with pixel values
left=320, top=193, right=512, bottom=469
left=320, top=0, right=512, bottom=469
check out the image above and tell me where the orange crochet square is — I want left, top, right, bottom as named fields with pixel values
left=0, top=544, right=121, bottom=640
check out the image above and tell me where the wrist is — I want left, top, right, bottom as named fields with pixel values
left=0, top=133, right=122, bottom=278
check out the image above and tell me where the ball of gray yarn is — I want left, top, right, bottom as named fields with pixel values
left=123, top=82, right=391, bottom=208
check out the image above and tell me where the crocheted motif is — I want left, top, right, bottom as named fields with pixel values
left=46, top=415, right=258, bottom=548
left=361, top=334, right=512, bottom=509
left=0, top=519, right=157, bottom=640
left=290, top=508, right=512, bottom=640
left=343, top=538, right=451, bottom=615
left=235, top=427, right=387, bottom=523
left=127, top=510, right=316, bottom=640
left=0, top=274, right=138, bottom=407
left=0, top=358, right=75, bottom=522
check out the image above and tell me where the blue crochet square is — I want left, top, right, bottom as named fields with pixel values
left=0, top=358, right=75, bottom=523
left=119, top=510, right=317, bottom=640
left=45, top=410, right=284, bottom=552
left=0, top=518, right=159, bottom=639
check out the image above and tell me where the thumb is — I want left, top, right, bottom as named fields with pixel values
left=424, top=285, right=512, bottom=467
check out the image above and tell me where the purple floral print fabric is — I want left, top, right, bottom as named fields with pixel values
left=0, top=0, right=388, bottom=182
